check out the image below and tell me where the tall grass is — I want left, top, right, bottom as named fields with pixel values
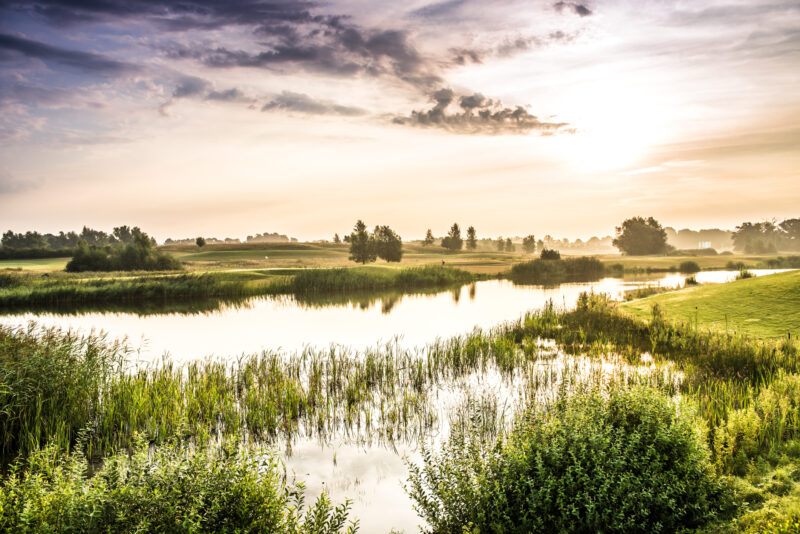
left=509, top=256, right=605, bottom=283
left=2, top=292, right=798, bottom=474
left=285, top=265, right=475, bottom=294
left=0, top=272, right=261, bottom=308
left=0, top=266, right=476, bottom=309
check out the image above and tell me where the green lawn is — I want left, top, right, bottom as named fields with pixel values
left=0, top=257, right=70, bottom=271
left=620, top=270, right=800, bottom=339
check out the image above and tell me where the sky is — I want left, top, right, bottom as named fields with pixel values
left=0, top=0, right=798, bottom=241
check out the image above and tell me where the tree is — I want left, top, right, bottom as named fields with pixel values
left=441, top=223, right=463, bottom=251
left=423, top=229, right=435, bottom=246
left=732, top=221, right=780, bottom=253
left=348, top=220, right=376, bottom=264
left=333, top=233, right=341, bottom=244
left=496, top=237, right=505, bottom=252
left=373, top=225, right=403, bottom=262
left=505, top=238, right=514, bottom=252
left=466, top=226, right=477, bottom=250
left=195, top=237, right=206, bottom=248
left=522, top=235, right=536, bottom=254
left=779, top=218, right=800, bottom=250
left=612, top=216, right=669, bottom=255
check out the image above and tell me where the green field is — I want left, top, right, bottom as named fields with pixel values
left=0, top=257, right=70, bottom=271
left=620, top=270, right=800, bottom=339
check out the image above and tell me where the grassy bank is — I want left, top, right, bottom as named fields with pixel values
left=0, top=266, right=477, bottom=309
left=620, top=270, right=800, bottom=339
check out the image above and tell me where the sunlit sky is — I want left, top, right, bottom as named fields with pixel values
left=1, top=0, right=798, bottom=241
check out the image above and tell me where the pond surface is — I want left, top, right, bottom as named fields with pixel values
left=0, top=270, right=785, bottom=363
left=0, top=269, right=787, bottom=532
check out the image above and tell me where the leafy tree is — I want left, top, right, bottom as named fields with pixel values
left=348, top=220, right=376, bottom=264
left=343, top=234, right=351, bottom=243
left=195, top=237, right=206, bottom=248
left=496, top=237, right=505, bottom=252
left=779, top=218, right=800, bottom=246
left=441, top=223, right=463, bottom=251
left=113, top=226, right=135, bottom=244
left=80, top=226, right=113, bottom=246
left=423, top=229, right=435, bottom=246
left=522, top=234, right=536, bottom=254
left=732, top=221, right=780, bottom=253
left=466, top=226, right=477, bottom=250
left=373, top=225, right=403, bottom=262
left=333, top=233, right=341, bottom=244
left=505, top=238, right=515, bottom=252
left=612, top=216, right=669, bottom=255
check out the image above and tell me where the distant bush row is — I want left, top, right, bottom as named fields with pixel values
left=66, top=229, right=181, bottom=272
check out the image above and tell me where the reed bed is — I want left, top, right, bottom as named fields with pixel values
left=2, top=291, right=799, bottom=475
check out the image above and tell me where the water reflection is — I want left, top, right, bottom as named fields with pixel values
left=0, top=270, right=788, bottom=362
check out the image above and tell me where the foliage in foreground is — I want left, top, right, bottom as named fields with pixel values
left=407, top=387, right=732, bottom=533
left=0, top=438, right=357, bottom=533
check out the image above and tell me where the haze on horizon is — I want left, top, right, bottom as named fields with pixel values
left=0, top=0, right=798, bottom=242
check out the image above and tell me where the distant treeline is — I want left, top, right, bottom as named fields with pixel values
left=732, top=219, right=800, bottom=253
left=0, top=226, right=145, bottom=259
left=164, top=232, right=298, bottom=246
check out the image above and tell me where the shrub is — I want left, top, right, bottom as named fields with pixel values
left=0, top=439, right=358, bottom=533
left=66, top=230, right=182, bottom=272
left=407, top=387, right=731, bottom=533
left=736, top=269, right=754, bottom=280
left=539, top=248, right=561, bottom=260
left=679, top=260, right=701, bottom=273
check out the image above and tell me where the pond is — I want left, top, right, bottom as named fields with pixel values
left=0, top=269, right=786, bottom=532
left=0, top=270, right=783, bottom=362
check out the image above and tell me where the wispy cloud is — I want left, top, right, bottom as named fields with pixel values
left=262, top=91, right=367, bottom=116
left=0, top=33, right=138, bottom=75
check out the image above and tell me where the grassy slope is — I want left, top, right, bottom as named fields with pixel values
left=620, top=270, right=800, bottom=339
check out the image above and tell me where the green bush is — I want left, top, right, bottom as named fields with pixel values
left=0, top=439, right=358, bottom=533
left=66, top=230, right=182, bottom=272
left=407, top=387, right=731, bottom=533
left=679, top=260, right=701, bottom=273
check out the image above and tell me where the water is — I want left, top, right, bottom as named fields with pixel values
left=0, top=269, right=786, bottom=532
left=0, top=270, right=783, bottom=362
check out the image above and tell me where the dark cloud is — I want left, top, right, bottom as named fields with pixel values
left=172, top=76, right=210, bottom=98
left=0, top=33, right=137, bottom=74
left=7, top=1, right=326, bottom=31
left=165, top=24, right=441, bottom=91
left=262, top=91, right=366, bottom=116
left=394, top=88, right=569, bottom=135
left=205, top=87, right=253, bottom=102
left=409, top=0, right=467, bottom=19
left=553, top=2, right=592, bottom=17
